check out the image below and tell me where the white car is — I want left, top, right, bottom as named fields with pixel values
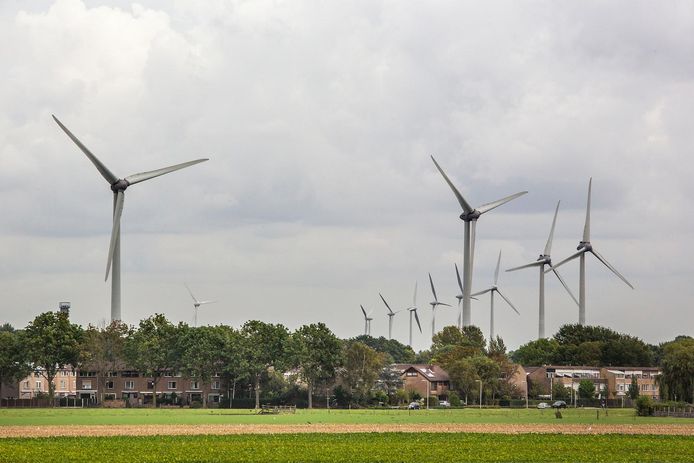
left=439, top=400, right=451, bottom=407
left=537, top=402, right=549, bottom=409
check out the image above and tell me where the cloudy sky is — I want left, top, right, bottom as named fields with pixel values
left=1, top=0, right=692, bottom=351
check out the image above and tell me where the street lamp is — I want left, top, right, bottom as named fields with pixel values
left=476, top=379, right=482, bottom=409
left=421, top=379, right=430, bottom=410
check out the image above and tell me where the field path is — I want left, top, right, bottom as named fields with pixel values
left=1, top=423, right=692, bottom=438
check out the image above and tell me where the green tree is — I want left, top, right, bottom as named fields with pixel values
left=431, top=325, right=486, bottom=368
left=217, top=325, right=248, bottom=407
left=288, top=323, right=343, bottom=408
left=342, top=342, right=386, bottom=403
left=179, top=325, right=226, bottom=408
left=577, top=379, right=596, bottom=400
left=124, top=314, right=179, bottom=407
left=24, top=311, right=83, bottom=403
left=551, top=382, right=570, bottom=400
left=628, top=375, right=640, bottom=400
left=80, top=321, right=130, bottom=404
left=657, top=337, right=694, bottom=403
left=240, top=320, right=289, bottom=409
left=510, top=338, right=559, bottom=366
left=0, top=328, right=30, bottom=400
left=350, top=335, right=415, bottom=363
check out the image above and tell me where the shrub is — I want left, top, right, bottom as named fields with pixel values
left=448, top=391, right=461, bottom=407
left=635, top=396, right=654, bottom=416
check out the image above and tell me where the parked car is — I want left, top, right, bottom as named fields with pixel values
left=408, top=402, right=420, bottom=410
left=439, top=400, right=451, bottom=407
left=537, top=402, right=549, bottom=409
left=552, top=400, right=567, bottom=409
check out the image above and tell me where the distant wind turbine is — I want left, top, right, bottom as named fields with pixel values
left=53, top=115, right=208, bottom=321
left=379, top=293, right=403, bottom=340
left=428, top=273, right=451, bottom=338
left=548, top=178, right=634, bottom=325
left=360, top=305, right=373, bottom=336
left=506, top=201, right=578, bottom=339
left=471, top=250, right=520, bottom=341
left=185, top=284, right=218, bottom=327
left=431, top=156, right=527, bottom=328
left=406, top=282, right=423, bottom=347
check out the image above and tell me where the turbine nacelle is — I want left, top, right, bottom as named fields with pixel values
left=459, top=210, right=481, bottom=222
left=578, top=241, right=592, bottom=252
left=110, top=179, right=130, bottom=192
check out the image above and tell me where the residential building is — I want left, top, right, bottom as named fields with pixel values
left=526, top=365, right=607, bottom=399
left=18, top=366, right=78, bottom=399
left=601, top=367, right=661, bottom=401
left=393, top=364, right=450, bottom=401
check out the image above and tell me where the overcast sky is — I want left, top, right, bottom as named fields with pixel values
left=1, top=0, right=692, bottom=351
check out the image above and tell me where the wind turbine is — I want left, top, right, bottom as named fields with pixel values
left=454, top=263, right=478, bottom=330
left=185, top=284, right=218, bottom=327
left=428, top=273, right=451, bottom=338
left=360, top=305, right=373, bottom=336
left=471, top=250, right=520, bottom=341
left=406, top=282, right=423, bottom=347
left=53, top=115, right=208, bottom=322
left=547, top=178, right=634, bottom=325
left=379, top=293, right=403, bottom=340
left=431, top=156, right=527, bottom=328
left=506, top=201, right=579, bottom=339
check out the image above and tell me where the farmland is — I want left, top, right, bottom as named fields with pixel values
left=0, top=433, right=692, bottom=463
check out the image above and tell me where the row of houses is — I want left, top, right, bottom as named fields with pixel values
left=2, top=363, right=661, bottom=405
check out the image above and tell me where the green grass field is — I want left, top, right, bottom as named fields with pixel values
left=0, top=433, right=692, bottom=463
left=0, top=407, right=692, bottom=426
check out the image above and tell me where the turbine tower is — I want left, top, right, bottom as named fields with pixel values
left=428, top=273, right=451, bottom=338
left=454, top=263, right=478, bottom=330
left=548, top=178, right=634, bottom=324
left=360, top=305, right=373, bottom=336
left=431, top=156, right=527, bottom=328
left=406, top=282, right=422, bottom=347
left=506, top=201, right=578, bottom=339
left=471, top=250, right=520, bottom=341
left=53, top=115, right=208, bottom=322
left=379, top=293, right=403, bottom=340
left=185, top=284, right=218, bottom=327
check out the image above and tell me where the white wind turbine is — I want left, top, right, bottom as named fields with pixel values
left=53, top=115, right=208, bottom=322
left=360, top=305, right=373, bottom=336
left=506, top=201, right=579, bottom=339
left=428, top=273, right=451, bottom=338
left=471, top=250, right=520, bottom=341
left=454, top=263, right=478, bottom=330
left=185, top=284, right=218, bottom=327
left=379, top=293, right=404, bottom=340
left=406, top=282, right=423, bottom=347
left=548, top=178, right=634, bottom=325
left=431, top=156, right=527, bottom=328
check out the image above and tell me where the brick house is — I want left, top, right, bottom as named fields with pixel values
left=393, top=364, right=450, bottom=401
left=601, top=367, right=661, bottom=401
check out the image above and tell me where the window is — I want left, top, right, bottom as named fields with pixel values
left=122, top=371, right=140, bottom=378
left=191, top=381, right=200, bottom=390
left=147, top=380, right=154, bottom=390
left=106, top=381, right=114, bottom=390
left=79, top=371, right=97, bottom=377
left=168, top=381, right=177, bottom=390
left=209, top=394, right=220, bottom=403
left=642, top=384, right=650, bottom=391
left=108, top=372, right=118, bottom=377
left=212, top=381, right=220, bottom=390
left=104, top=393, right=116, bottom=400
left=125, top=381, right=135, bottom=390
left=60, top=380, right=66, bottom=390
left=406, top=372, right=417, bottom=377
left=83, top=380, right=92, bottom=390
left=36, top=381, right=42, bottom=390
left=23, top=381, right=29, bottom=389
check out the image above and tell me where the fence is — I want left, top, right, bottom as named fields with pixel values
left=0, top=397, right=96, bottom=408
left=653, top=405, right=694, bottom=418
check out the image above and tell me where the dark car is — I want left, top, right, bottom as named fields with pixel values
left=552, top=400, right=567, bottom=409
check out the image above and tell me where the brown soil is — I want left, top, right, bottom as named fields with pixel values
left=0, top=423, right=692, bottom=438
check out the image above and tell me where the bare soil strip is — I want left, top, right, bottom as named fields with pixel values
left=0, top=423, right=692, bottom=438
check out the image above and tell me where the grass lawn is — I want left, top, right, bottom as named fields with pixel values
left=0, top=433, right=692, bottom=463
left=0, top=407, right=692, bottom=426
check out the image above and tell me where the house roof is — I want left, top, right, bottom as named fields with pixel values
left=392, top=364, right=450, bottom=382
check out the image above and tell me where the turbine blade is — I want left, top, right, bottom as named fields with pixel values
left=198, top=300, right=217, bottom=305
left=379, top=293, right=394, bottom=314
left=125, top=159, right=208, bottom=186
left=414, top=310, right=422, bottom=333
left=52, top=115, right=119, bottom=184
left=590, top=249, right=634, bottom=289
left=429, top=273, right=438, bottom=302
left=438, top=303, right=452, bottom=307
left=506, top=261, right=542, bottom=272
left=547, top=249, right=585, bottom=272
left=471, top=288, right=492, bottom=297
left=583, top=178, right=592, bottom=242
left=476, top=191, right=528, bottom=215
left=455, top=263, right=464, bottom=294
left=496, top=289, right=520, bottom=315
left=544, top=200, right=560, bottom=256
left=105, top=191, right=124, bottom=281
left=184, top=283, right=199, bottom=304
left=494, top=250, right=502, bottom=285
left=430, top=155, right=473, bottom=213
left=360, top=305, right=367, bottom=319
left=551, top=268, right=579, bottom=307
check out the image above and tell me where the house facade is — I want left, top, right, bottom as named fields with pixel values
left=601, top=367, right=661, bottom=400
left=394, top=364, right=450, bottom=401
left=18, top=366, right=78, bottom=399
